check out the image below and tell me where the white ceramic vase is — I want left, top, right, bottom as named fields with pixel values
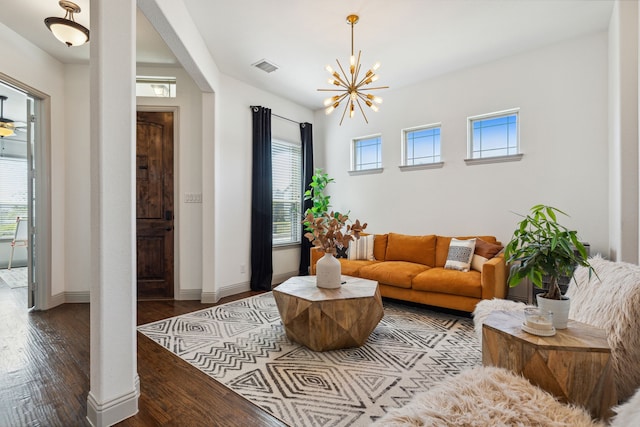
left=316, top=251, right=341, bottom=289
left=536, top=294, right=571, bottom=329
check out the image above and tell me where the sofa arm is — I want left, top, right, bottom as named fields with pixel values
left=310, top=247, right=323, bottom=275
left=481, top=253, right=507, bottom=300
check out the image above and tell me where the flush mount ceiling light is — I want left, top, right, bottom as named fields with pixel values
left=0, top=96, right=15, bottom=138
left=44, top=1, right=90, bottom=47
left=318, top=14, right=388, bottom=125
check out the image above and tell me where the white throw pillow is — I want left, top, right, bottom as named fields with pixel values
left=348, top=234, right=375, bottom=261
left=444, top=238, right=476, bottom=272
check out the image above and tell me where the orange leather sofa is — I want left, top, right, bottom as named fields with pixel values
left=311, top=232, right=507, bottom=313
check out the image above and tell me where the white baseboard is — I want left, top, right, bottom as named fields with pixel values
left=49, top=292, right=66, bottom=308
left=201, top=281, right=251, bottom=303
left=65, top=291, right=91, bottom=303
left=87, top=375, right=140, bottom=426
left=176, top=288, right=202, bottom=300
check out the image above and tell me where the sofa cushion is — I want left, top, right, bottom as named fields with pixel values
left=412, top=267, right=482, bottom=298
left=339, top=259, right=379, bottom=276
left=471, top=238, right=504, bottom=272
left=444, top=238, right=476, bottom=272
left=348, top=234, right=375, bottom=260
left=385, top=233, right=436, bottom=266
left=436, top=235, right=498, bottom=267
left=373, top=234, right=388, bottom=261
left=359, top=261, right=429, bottom=289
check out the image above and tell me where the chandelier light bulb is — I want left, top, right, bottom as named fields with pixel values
left=324, top=95, right=340, bottom=106
left=350, top=91, right=357, bottom=101
left=325, top=65, right=334, bottom=74
left=372, top=62, right=381, bottom=71
left=366, top=94, right=383, bottom=104
left=325, top=105, right=335, bottom=115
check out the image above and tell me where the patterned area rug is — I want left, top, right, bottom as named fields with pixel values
left=138, top=292, right=481, bottom=426
left=0, top=268, right=27, bottom=289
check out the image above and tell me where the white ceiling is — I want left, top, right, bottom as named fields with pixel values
left=0, top=0, right=614, bottom=113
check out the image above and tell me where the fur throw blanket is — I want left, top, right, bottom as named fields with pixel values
left=566, top=255, right=640, bottom=402
left=373, top=366, right=604, bottom=427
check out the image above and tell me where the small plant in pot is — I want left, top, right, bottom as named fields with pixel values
left=303, top=211, right=366, bottom=288
left=504, top=204, right=594, bottom=329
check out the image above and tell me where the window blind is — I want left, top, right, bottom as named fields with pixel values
left=272, top=139, right=302, bottom=246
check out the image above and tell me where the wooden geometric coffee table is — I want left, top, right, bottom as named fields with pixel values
left=273, top=275, right=384, bottom=351
left=482, top=310, right=617, bottom=420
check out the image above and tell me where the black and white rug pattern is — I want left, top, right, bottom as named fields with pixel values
left=138, top=292, right=481, bottom=426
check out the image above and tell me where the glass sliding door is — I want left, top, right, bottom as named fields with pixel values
left=26, top=97, right=35, bottom=308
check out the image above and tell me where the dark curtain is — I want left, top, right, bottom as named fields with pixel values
left=250, top=106, right=273, bottom=290
left=298, top=122, right=314, bottom=275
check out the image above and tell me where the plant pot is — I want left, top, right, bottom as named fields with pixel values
left=536, top=294, right=570, bottom=329
left=316, top=251, right=341, bottom=289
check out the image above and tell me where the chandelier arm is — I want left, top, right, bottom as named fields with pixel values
left=353, top=51, right=362, bottom=86
left=339, top=99, right=350, bottom=126
left=355, top=98, right=369, bottom=124
left=336, top=60, right=351, bottom=88
left=358, top=86, right=390, bottom=91
left=317, top=89, right=349, bottom=92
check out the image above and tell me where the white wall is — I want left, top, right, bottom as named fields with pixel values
left=608, top=0, right=639, bottom=263
left=316, top=32, right=610, bottom=256
left=64, top=64, right=90, bottom=295
left=213, top=74, right=314, bottom=297
left=0, top=22, right=66, bottom=298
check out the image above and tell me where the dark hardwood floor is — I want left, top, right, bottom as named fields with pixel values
left=0, top=278, right=287, bottom=426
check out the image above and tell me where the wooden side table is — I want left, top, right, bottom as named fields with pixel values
left=273, top=275, right=383, bottom=351
left=482, top=310, right=617, bottom=420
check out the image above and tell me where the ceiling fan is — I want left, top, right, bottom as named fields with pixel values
left=0, top=95, right=15, bottom=138
left=0, top=95, right=27, bottom=138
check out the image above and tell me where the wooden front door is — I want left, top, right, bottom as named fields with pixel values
left=136, top=111, right=174, bottom=299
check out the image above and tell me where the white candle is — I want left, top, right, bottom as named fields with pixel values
left=525, top=315, right=554, bottom=331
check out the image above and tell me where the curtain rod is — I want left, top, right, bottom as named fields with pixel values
left=250, top=106, right=303, bottom=125
left=272, top=113, right=301, bottom=125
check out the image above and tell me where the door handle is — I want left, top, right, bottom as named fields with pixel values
left=165, top=226, right=173, bottom=231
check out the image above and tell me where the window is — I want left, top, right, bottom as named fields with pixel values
left=403, top=124, right=441, bottom=166
left=468, top=109, right=519, bottom=160
left=272, top=139, right=302, bottom=246
left=0, top=157, right=28, bottom=239
left=136, top=76, right=177, bottom=98
left=352, top=135, right=382, bottom=171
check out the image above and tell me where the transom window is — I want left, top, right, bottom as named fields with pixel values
left=136, top=76, right=177, bottom=98
left=468, top=109, right=519, bottom=159
left=403, top=124, right=441, bottom=166
left=272, top=138, right=301, bottom=246
left=352, top=135, right=382, bottom=171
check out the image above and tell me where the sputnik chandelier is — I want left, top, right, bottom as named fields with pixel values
left=318, top=14, right=388, bottom=125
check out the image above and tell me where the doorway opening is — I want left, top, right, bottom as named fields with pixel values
left=0, top=75, right=50, bottom=310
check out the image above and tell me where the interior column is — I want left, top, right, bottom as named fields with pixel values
left=87, top=0, right=139, bottom=425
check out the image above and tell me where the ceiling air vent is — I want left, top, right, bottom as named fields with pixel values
left=252, top=59, right=279, bottom=73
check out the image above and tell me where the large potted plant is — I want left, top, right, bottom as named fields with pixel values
left=303, top=168, right=334, bottom=221
left=505, top=204, right=594, bottom=329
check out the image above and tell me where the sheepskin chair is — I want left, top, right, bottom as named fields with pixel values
left=372, top=366, right=605, bottom=427
left=472, top=255, right=640, bottom=403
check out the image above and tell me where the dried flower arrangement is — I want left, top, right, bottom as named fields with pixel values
left=303, top=211, right=367, bottom=254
